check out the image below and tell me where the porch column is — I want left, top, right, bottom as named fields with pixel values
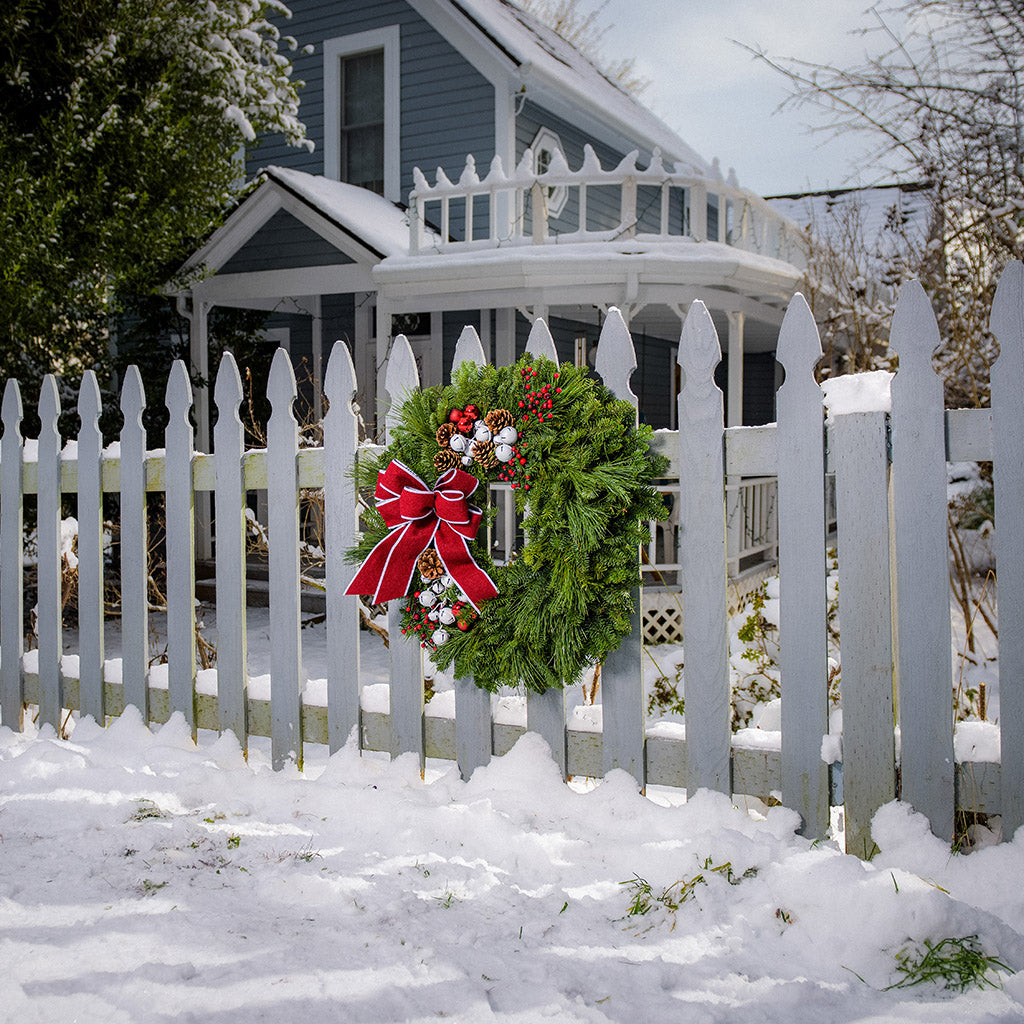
left=375, top=298, right=393, bottom=440
left=495, top=308, right=516, bottom=367
left=726, top=311, right=745, bottom=427
left=312, top=294, right=323, bottom=422
left=479, top=309, right=493, bottom=363
left=354, top=292, right=375, bottom=425
left=189, top=296, right=213, bottom=560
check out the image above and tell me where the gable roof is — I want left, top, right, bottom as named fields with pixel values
left=420, top=0, right=711, bottom=176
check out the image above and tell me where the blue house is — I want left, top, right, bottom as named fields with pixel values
left=175, top=0, right=807, bottom=450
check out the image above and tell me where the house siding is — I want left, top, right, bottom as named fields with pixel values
left=251, top=0, right=495, bottom=214
left=219, top=210, right=353, bottom=275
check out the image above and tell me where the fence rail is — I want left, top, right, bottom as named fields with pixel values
left=1, top=264, right=1022, bottom=857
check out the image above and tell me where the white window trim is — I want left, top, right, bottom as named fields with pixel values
left=530, top=127, right=568, bottom=218
left=323, top=26, right=401, bottom=202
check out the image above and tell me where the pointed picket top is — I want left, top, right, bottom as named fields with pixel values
left=678, top=301, right=722, bottom=400
left=612, top=150, right=640, bottom=176
left=214, top=350, right=244, bottom=413
left=890, top=279, right=942, bottom=390
left=38, top=373, right=60, bottom=429
left=385, top=334, right=420, bottom=443
left=580, top=144, right=603, bottom=175
left=525, top=317, right=558, bottom=362
left=434, top=166, right=454, bottom=189
left=77, top=369, right=101, bottom=432
left=515, top=147, right=535, bottom=178
left=119, top=364, right=146, bottom=421
left=646, top=147, right=665, bottom=176
left=2, top=377, right=23, bottom=435
left=324, top=339, right=358, bottom=417
left=594, top=306, right=637, bottom=408
left=459, top=154, right=479, bottom=187
left=413, top=166, right=430, bottom=194
left=546, top=147, right=571, bottom=177
left=268, top=345, right=297, bottom=418
left=776, top=293, right=823, bottom=396
left=484, top=153, right=507, bottom=185
left=452, top=325, right=486, bottom=370
left=991, top=259, right=1024, bottom=367
left=165, top=359, right=193, bottom=426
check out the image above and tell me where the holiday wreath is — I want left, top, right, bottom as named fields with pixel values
left=346, top=353, right=667, bottom=693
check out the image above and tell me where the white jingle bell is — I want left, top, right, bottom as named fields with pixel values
left=428, top=608, right=440, bottom=622
left=473, top=422, right=492, bottom=443
left=449, top=433, right=469, bottom=453
left=419, top=590, right=438, bottom=608
left=494, top=443, right=515, bottom=463
left=461, top=454, right=474, bottom=466
left=438, top=606, right=456, bottom=626
left=430, top=578, right=447, bottom=595
left=495, top=425, right=518, bottom=445
left=438, top=574, right=454, bottom=589
left=431, top=628, right=450, bottom=646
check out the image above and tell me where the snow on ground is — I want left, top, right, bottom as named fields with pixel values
left=2, top=715, right=1024, bottom=1024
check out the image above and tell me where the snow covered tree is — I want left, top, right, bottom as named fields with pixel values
left=757, top=0, right=1024, bottom=406
left=0, top=0, right=311, bottom=402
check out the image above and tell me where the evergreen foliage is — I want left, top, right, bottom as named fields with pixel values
left=350, top=355, right=667, bottom=693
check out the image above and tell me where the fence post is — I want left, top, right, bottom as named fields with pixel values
left=267, top=348, right=304, bottom=770
left=832, top=411, right=896, bottom=857
left=677, top=302, right=731, bottom=795
left=1, top=380, right=24, bottom=731
left=449, top=326, right=494, bottom=779
left=36, top=375, right=63, bottom=732
left=776, top=294, right=830, bottom=838
left=889, top=281, right=954, bottom=841
left=385, top=334, right=425, bottom=767
left=165, top=360, right=197, bottom=736
left=324, top=340, right=362, bottom=753
left=119, top=367, right=149, bottom=721
left=991, top=260, right=1024, bottom=838
left=595, top=308, right=645, bottom=787
left=213, top=353, right=249, bottom=751
left=77, top=371, right=105, bottom=723
left=524, top=319, right=568, bottom=776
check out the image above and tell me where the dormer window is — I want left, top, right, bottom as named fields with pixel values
left=324, top=27, right=401, bottom=201
left=531, top=127, right=568, bottom=218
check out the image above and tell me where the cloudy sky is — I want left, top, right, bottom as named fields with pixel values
left=595, top=1, right=908, bottom=196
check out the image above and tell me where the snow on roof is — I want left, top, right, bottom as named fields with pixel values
left=449, top=0, right=711, bottom=177
left=766, top=183, right=935, bottom=270
left=265, top=166, right=425, bottom=258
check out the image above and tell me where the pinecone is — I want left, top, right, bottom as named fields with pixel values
left=473, top=438, right=499, bottom=470
left=436, top=422, right=456, bottom=446
left=417, top=549, right=445, bottom=580
left=433, top=447, right=460, bottom=471
left=484, top=408, right=513, bottom=432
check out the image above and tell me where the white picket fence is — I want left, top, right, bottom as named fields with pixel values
left=1, top=265, right=1022, bottom=857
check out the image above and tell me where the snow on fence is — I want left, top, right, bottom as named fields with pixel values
left=1, top=265, right=1022, bottom=857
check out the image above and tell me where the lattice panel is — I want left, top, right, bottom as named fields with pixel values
left=642, top=605, right=683, bottom=645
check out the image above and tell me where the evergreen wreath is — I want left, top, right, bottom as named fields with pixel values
left=347, top=353, right=667, bottom=693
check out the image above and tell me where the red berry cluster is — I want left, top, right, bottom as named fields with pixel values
left=497, top=365, right=561, bottom=491
left=400, top=591, right=478, bottom=649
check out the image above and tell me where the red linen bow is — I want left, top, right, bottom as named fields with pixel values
left=345, top=460, right=498, bottom=610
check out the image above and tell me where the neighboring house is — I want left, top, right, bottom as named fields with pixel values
left=174, top=0, right=808, bottom=454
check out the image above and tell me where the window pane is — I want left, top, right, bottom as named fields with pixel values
left=343, top=124, right=385, bottom=193
left=343, top=51, right=384, bottom=127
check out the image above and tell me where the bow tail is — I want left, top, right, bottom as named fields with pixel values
left=435, top=527, right=499, bottom=612
left=346, top=520, right=438, bottom=604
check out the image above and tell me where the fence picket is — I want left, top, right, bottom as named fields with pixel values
left=119, top=367, right=149, bottom=720
left=889, top=281, right=954, bottom=841
left=991, top=260, right=1024, bottom=837
left=267, top=348, right=303, bottom=770
left=164, top=360, right=197, bottom=735
left=833, top=411, right=896, bottom=857
left=522, top=319, right=569, bottom=773
left=77, top=371, right=105, bottom=723
left=595, top=308, right=645, bottom=787
left=323, top=340, right=361, bottom=752
left=36, top=375, right=63, bottom=731
left=213, top=354, right=248, bottom=749
left=1, top=380, right=24, bottom=730
left=775, top=294, right=829, bottom=837
left=451, top=326, right=493, bottom=779
left=385, top=334, right=425, bottom=765
left=677, top=303, right=731, bottom=795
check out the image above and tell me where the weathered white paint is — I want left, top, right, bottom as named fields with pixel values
left=775, top=294, right=829, bottom=838
left=214, top=354, right=249, bottom=750
left=267, top=348, right=304, bottom=770
left=1, top=380, right=24, bottom=731
left=677, top=302, right=731, bottom=795
left=889, top=281, right=954, bottom=841
left=36, top=376, right=63, bottom=731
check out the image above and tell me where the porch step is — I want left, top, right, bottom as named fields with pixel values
left=194, top=559, right=326, bottom=613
